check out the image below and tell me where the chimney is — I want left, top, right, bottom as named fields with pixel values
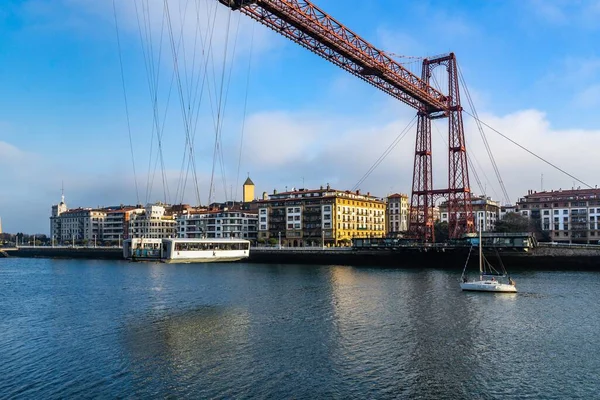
left=326, top=183, right=330, bottom=190
left=273, top=189, right=278, bottom=195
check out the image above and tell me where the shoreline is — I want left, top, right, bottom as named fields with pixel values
left=3, top=246, right=600, bottom=270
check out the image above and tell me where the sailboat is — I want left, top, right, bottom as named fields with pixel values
left=460, top=226, right=517, bottom=293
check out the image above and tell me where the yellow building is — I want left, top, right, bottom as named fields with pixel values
left=243, top=177, right=255, bottom=203
left=256, top=185, right=386, bottom=247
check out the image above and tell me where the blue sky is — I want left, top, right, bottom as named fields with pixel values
left=2, top=0, right=600, bottom=234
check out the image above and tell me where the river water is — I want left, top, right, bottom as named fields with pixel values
left=1, top=258, right=599, bottom=399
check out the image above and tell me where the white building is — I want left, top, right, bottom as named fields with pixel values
left=58, top=208, right=106, bottom=243
left=439, top=195, right=499, bottom=232
left=129, top=203, right=176, bottom=239
left=50, top=192, right=69, bottom=241
left=386, top=193, right=409, bottom=234
left=516, top=188, right=600, bottom=243
left=177, top=209, right=258, bottom=241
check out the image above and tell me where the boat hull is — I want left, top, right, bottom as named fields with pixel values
left=460, top=281, right=517, bottom=293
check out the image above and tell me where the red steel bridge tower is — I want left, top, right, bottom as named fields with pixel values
left=216, top=0, right=475, bottom=241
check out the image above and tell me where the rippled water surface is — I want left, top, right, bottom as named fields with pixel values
left=1, top=258, right=600, bottom=399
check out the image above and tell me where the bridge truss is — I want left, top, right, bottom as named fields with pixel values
left=216, top=0, right=475, bottom=241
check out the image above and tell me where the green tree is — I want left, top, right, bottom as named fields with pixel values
left=495, top=212, right=530, bottom=233
left=434, top=221, right=449, bottom=242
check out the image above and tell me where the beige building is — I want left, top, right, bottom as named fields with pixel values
left=256, top=185, right=386, bottom=247
left=57, top=208, right=107, bottom=244
left=103, top=207, right=145, bottom=243
left=129, top=203, right=177, bottom=239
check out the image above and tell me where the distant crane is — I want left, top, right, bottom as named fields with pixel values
left=216, top=0, right=475, bottom=241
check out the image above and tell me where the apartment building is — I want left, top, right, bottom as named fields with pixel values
left=177, top=209, right=258, bottom=241
left=386, top=193, right=409, bottom=235
left=129, top=203, right=177, bottom=239
left=256, top=185, right=386, bottom=247
left=439, top=195, right=499, bottom=231
left=103, top=207, right=145, bottom=243
left=56, top=208, right=107, bottom=243
left=516, top=188, right=600, bottom=243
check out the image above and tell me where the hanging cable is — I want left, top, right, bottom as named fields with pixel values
left=134, top=0, right=170, bottom=205
left=208, top=9, right=233, bottom=205
left=352, top=116, right=417, bottom=191
left=112, top=0, right=140, bottom=205
left=234, top=24, right=255, bottom=202
left=463, top=109, right=593, bottom=190
left=458, top=66, right=510, bottom=204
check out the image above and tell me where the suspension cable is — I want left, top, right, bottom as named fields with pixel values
left=112, top=0, right=140, bottom=205
left=463, top=110, right=593, bottom=189
left=208, top=9, right=233, bottom=205
left=234, top=24, right=255, bottom=202
left=458, top=66, right=510, bottom=204
left=352, top=116, right=417, bottom=192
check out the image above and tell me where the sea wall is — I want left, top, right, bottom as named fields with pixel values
left=3, top=245, right=600, bottom=270
left=4, top=247, right=123, bottom=260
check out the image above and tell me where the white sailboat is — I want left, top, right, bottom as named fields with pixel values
left=460, top=226, right=517, bottom=293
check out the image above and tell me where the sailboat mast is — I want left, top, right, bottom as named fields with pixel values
left=478, top=219, right=483, bottom=276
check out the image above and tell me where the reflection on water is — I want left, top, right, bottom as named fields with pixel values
left=1, top=259, right=600, bottom=398
left=123, top=306, right=250, bottom=397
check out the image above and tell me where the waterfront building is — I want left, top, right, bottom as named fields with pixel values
left=50, top=191, right=69, bottom=242
left=386, top=193, right=409, bottom=235
left=103, top=206, right=145, bottom=244
left=129, top=203, right=177, bottom=239
left=256, top=185, right=386, bottom=247
left=177, top=209, right=258, bottom=241
left=439, top=195, right=499, bottom=231
left=516, top=188, right=600, bottom=243
left=58, top=208, right=106, bottom=244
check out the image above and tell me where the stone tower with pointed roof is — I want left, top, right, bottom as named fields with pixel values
left=243, top=176, right=255, bottom=203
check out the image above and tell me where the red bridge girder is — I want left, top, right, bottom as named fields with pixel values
left=217, top=0, right=475, bottom=241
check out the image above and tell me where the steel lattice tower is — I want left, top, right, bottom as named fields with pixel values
left=409, top=54, right=474, bottom=241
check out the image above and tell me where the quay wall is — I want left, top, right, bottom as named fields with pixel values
left=2, top=247, right=124, bottom=260
left=2, top=245, right=600, bottom=270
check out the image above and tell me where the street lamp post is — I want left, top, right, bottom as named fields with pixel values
left=94, top=234, right=97, bottom=248
left=118, top=233, right=122, bottom=248
left=278, top=231, right=281, bottom=249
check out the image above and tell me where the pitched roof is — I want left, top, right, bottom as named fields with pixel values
left=243, top=177, right=255, bottom=186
